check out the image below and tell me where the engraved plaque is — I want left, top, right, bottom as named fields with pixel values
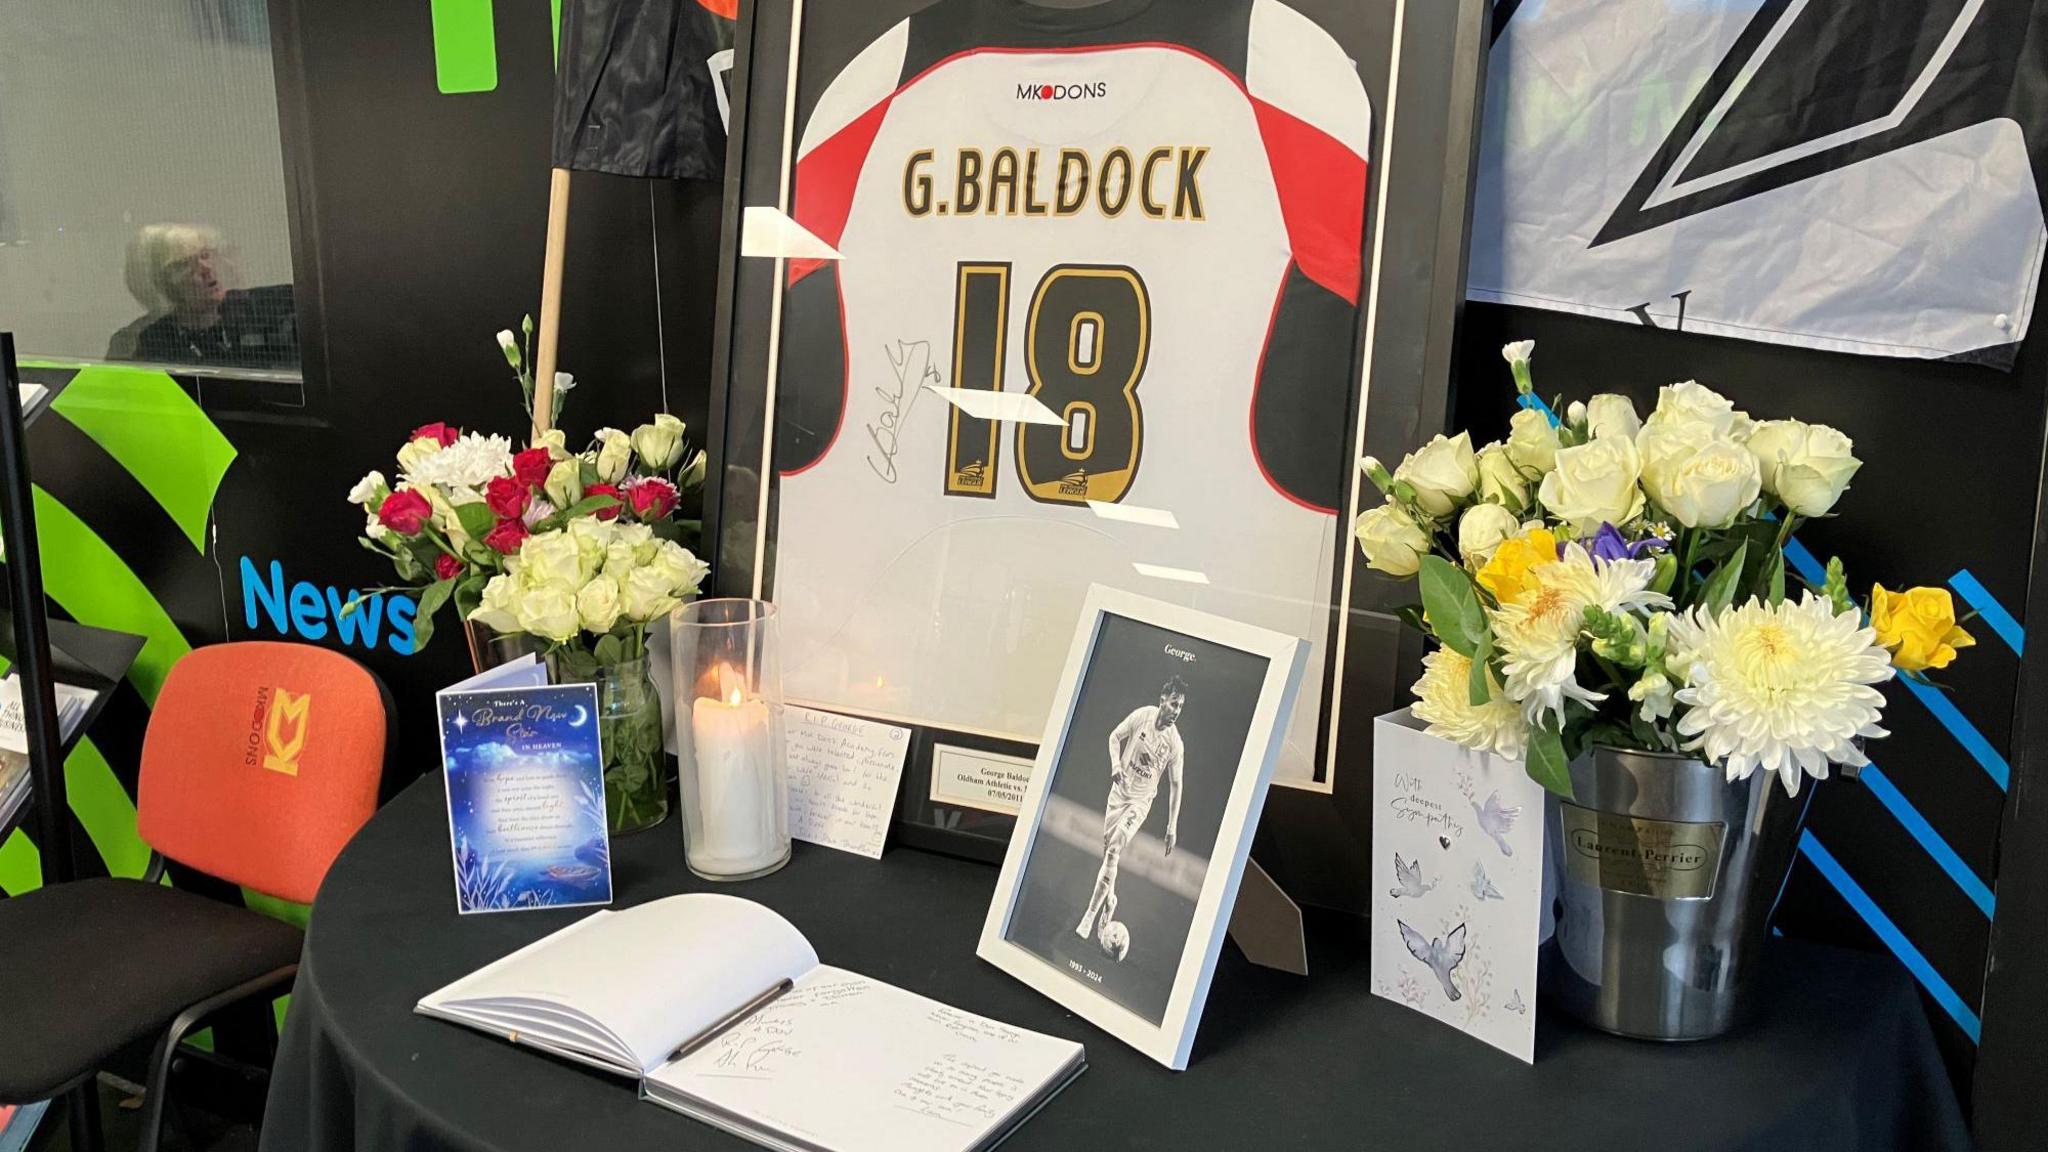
left=1559, top=802, right=1726, bottom=899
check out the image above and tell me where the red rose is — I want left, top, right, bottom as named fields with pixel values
left=484, top=518, right=529, bottom=554
left=485, top=474, right=529, bottom=519
left=512, top=447, right=552, bottom=488
left=376, top=488, right=433, bottom=535
left=410, top=421, right=461, bottom=447
left=434, top=553, right=464, bottom=581
left=624, top=476, right=679, bottom=521
left=584, top=483, right=623, bottom=521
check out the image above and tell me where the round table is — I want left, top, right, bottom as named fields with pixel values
left=261, top=774, right=1971, bottom=1152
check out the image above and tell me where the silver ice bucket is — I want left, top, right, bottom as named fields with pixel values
left=1541, top=746, right=1813, bottom=1041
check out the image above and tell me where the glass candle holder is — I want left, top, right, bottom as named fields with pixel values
left=672, top=598, right=790, bottom=880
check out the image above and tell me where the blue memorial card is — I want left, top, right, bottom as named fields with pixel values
left=437, top=683, right=613, bottom=914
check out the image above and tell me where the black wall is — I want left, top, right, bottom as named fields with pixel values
left=211, top=0, right=724, bottom=771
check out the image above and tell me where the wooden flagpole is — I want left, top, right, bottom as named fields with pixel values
left=533, top=166, right=572, bottom=440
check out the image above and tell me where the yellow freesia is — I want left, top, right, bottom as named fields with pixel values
left=1475, top=526, right=1558, bottom=606
left=1871, top=584, right=1975, bottom=673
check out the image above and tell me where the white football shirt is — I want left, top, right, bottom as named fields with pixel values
left=769, top=0, right=1371, bottom=784
left=1109, top=705, right=1183, bottom=806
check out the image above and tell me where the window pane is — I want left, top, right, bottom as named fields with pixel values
left=0, top=0, right=300, bottom=377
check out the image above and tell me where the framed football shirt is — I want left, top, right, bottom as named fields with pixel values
left=708, top=0, right=1488, bottom=902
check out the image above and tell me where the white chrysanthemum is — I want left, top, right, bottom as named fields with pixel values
left=1666, top=594, right=1894, bottom=795
left=400, top=432, right=514, bottom=490
left=1493, top=544, right=1670, bottom=726
left=1410, top=647, right=1527, bottom=760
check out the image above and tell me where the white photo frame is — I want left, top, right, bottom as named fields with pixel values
left=976, top=586, right=1308, bottom=1070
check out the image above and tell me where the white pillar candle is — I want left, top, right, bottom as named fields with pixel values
left=689, top=690, right=779, bottom=872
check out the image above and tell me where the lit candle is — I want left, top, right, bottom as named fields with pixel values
left=688, top=676, right=780, bottom=873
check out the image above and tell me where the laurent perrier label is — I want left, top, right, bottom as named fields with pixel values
left=1559, top=802, right=1727, bottom=899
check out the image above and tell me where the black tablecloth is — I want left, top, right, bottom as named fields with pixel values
left=261, top=775, right=1971, bottom=1152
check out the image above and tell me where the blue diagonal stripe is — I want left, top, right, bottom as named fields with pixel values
left=1783, top=538, right=2008, bottom=791
left=1948, top=569, right=2021, bottom=656
left=1895, top=674, right=2008, bottom=790
left=1516, top=392, right=1560, bottom=425
left=1859, top=763, right=1994, bottom=918
left=1798, top=832, right=1982, bottom=1042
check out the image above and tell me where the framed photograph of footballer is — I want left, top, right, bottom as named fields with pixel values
left=706, top=0, right=1491, bottom=906
left=976, top=586, right=1307, bottom=1069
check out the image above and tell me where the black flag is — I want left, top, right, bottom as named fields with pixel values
left=551, top=0, right=737, bottom=181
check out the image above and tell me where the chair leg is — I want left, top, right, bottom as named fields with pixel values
left=65, top=1077, right=105, bottom=1152
left=137, top=964, right=297, bottom=1152
left=137, top=1017, right=186, bottom=1152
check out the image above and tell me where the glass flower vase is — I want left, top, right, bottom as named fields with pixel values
left=550, top=650, right=669, bottom=835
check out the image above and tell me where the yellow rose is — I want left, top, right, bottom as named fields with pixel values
left=1475, top=526, right=1558, bottom=606
left=1871, top=585, right=1975, bottom=673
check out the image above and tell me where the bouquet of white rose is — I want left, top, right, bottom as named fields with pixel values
left=1357, top=341, right=1974, bottom=797
left=466, top=517, right=708, bottom=674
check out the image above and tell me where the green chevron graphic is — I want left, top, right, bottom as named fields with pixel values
left=50, top=365, right=237, bottom=552
left=0, top=367, right=234, bottom=896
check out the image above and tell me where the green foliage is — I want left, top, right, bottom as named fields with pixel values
left=453, top=501, right=497, bottom=548
left=1581, top=605, right=1646, bottom=668
left=1699, top=539, right=1748, bottom=615
left=453, top=573, right=490, bottom=621
left=1758, top=548, right=1787, bottom=605
left=412, top=577, right=456, bottom=651
left=1822, top=556, right=1857, bottom=615
left=533, top=493, right=622, bottom=533
left=1526, top=717, right=1573, bottom=799
left=1419, top=555, right=1488, bottom=658
left=1468, top=630, right=1495, bottom=707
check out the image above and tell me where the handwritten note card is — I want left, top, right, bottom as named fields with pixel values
left=783, top=705, right=912, bottom=859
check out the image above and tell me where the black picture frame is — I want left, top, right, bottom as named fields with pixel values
left=705, top=0, right=1492, bottom=901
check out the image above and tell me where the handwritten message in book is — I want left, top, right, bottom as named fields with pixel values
left=437, top=658, right=611, bottom=914
left=417, top=894, right=1084, bottom=1152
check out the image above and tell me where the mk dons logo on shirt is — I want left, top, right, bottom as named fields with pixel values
left=1016, top=81, right=1108, bottom=101
left=247, top=685, right=311, bottom=776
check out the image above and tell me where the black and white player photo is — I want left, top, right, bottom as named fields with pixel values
left=1000, top=612, right=1273, bottom=1027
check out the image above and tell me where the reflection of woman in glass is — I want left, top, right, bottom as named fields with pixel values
left=111, top=223, right=296, bottom=368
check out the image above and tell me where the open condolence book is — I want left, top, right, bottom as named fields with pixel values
left=417, top=894, right=1084, bottom=1152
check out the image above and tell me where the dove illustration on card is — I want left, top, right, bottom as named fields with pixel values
left=1390, top=853, right=1437, bottom=899
left=1398, top=920, right=1468, bottom=1000
left=1372, top=711, right=1545, bottom=1064
left=1471, top=861, right=1505, bottom=901
left=1472, top=791, right=1521, bottom=856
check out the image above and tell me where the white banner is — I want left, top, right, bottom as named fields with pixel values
left=1468, top=0, right=2047, bottom=365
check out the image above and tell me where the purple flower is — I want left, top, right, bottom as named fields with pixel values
left=1583, top=522, right=1669, bottom=563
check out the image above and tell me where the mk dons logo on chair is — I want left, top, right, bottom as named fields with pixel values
left=245, top=686, right=311, bottom=776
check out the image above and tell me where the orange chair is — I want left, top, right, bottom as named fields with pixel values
left=0, top=642, right=389, bottom=1151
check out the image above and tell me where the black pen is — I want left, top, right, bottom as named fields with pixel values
left=669, top=977, right=795, bottom=1063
